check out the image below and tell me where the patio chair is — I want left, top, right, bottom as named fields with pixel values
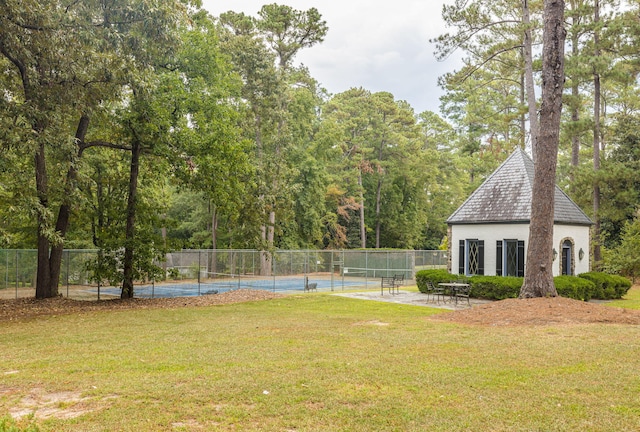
left=426, top=281, right=446, bottom=303
left=454, top=284, right=471, bottom=306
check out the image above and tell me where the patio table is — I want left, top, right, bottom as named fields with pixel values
left=438, top=282, right=470, bottom=305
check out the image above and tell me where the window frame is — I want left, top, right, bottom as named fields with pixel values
left=459, top=239, right=484, bottom=276
left=496, top=239, right=525, bottom=277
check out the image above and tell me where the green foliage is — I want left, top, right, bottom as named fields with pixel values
left=167, top=267, right=180, bottom=280
left=605, top=216, right=640, bottom=280
left=415, top=269, right=465, bottom=293
left=416, top=269, right=623, bottom=301
left=554, top=276, right=595, bottom=301
left=468, top=276, right=522, bottom=300
left=218, top=4, right=329, bottom=256
left=578, top=272, right=632, bottom=300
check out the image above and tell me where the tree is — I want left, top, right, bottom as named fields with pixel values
left=417, top=111, right=468, bottom=249
left=606, top=214, right=640, bottom=281
left=519, top=0, right=566, bottom=298
left=0, top=0, right=186, bottom=298
left=320, top=89, right=434, bottom=249
left=319, top=88, right=373, bottom=248
left=219, top=5, right=327, bottom=273
left=169, top=10, right=251, bottom=275
left=434, top=0, right=542, bottom=157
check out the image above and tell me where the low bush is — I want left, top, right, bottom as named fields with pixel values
left=577, top=272, right=607, bottom=299
left=578, top=272, right=632, bottom=300
left=607, top=274, right=633, bottom=298
left=415, top=269, right=465, bottom=293
left=416, top=269, right=631, bottom=301
left=468, top=276, right=522, bottom=300
left=554, top=276, right=595, bottom=301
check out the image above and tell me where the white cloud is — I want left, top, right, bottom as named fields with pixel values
left=201, top=0, right=463, bottom=114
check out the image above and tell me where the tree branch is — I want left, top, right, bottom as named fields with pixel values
left=0, top=43, right=30, bottom=98
left=81, top=141, right=132, bottom=152
left=453, top=45, right=524, bottom=85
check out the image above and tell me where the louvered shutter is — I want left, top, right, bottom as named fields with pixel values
left=496, top=241, right=503, bottom=276
left=517, top=240, right=525, bottom=277
left=478, top=241, right=484, bottom=275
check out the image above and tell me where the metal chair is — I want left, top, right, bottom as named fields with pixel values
left=454, top=284, right=471, bottom=306
left=426, top=281, right=446, bottom=303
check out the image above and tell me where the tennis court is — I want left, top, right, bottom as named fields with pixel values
left=91, top=275, right=377, bottom=299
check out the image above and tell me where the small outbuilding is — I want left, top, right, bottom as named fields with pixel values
left=447, top=148, right=593, bottom=277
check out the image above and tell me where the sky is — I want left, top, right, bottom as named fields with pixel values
left=201, top=0, right=462, bottom=115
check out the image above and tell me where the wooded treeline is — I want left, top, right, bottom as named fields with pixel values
left=2, top=0, right=640, bottom=297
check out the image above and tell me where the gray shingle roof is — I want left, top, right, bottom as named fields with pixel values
left=447, top=148, right=593, bottom=226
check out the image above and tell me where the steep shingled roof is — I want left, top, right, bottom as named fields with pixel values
left=447, top=148, right=593, bottom=225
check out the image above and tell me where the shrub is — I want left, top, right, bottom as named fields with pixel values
left=468, top=276, right=522, bottom=300
left=167, top=267, right=180, bottom=280
left=578, top=272, right=632, bottom=300
left=607, top=274, right=633, bottom=298
left=554, top=276, right=595, bottom=301
left=416, top=270, right=626, bottom=301
left=578, top=272, right=607, bottom=299
left=415, top=269, right=465, bottom=293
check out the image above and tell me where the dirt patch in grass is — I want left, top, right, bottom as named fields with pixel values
left=430, top=296, right=640, bottom=326
left=353, top=320, right=390, bottom=326
left=6, top=387, right=103, bottom=420
left=0, top=289, right=284, bottom=322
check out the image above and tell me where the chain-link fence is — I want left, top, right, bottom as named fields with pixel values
left=0, top=249, right=447, bottom=300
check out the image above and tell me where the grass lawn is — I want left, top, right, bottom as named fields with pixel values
left=2, top=289, right=640, bottom=431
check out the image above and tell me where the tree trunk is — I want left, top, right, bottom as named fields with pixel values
left=121, top=139, right=142, bottom=299
left=35, top=142, right=52, bottom=299
left=523, top=0, right=539, bottom=161
left=34, top=116, right=90, bottom=298
left=520, top=73, right=526, bottom=149
left=48, top=115, right=90, bottom=295
left=520, top=0, right=566, bottom=299
left=570, top=21, right=580, bottom=171
left=210, top=204, right=218, bottom=276
left=358, top=169, right=366, bottom=249
left=592, top=0, right=602, bottom=268
left=375, top=178, right=382, bottom=249
left=259, top=208, right=274, bottom=276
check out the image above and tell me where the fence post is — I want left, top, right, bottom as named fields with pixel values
left=341, top=250, right=345, bottom=291
left=365, top=250, right=368, bottom=288
left=330, top=252, right=334, bottom=292
left=304, top=251, right=307, bottom=291
left=66, top=250, right=70, bottom=298
left=15, top=249, right=18, bottom=298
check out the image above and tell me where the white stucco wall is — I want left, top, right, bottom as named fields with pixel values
left=552, top=224, right=591, bottom=275
left=449, top=223, right=591, bottom=277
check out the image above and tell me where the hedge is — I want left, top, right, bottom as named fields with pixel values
left=578, top=272, right=632, bottom=299
left=467, top=276, right=522, bottom=300
left=416, top=269, right=466, bottom=294
left=415, top=269, right=628, bottom=301
left=554, top=276, right=595, bottom=301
